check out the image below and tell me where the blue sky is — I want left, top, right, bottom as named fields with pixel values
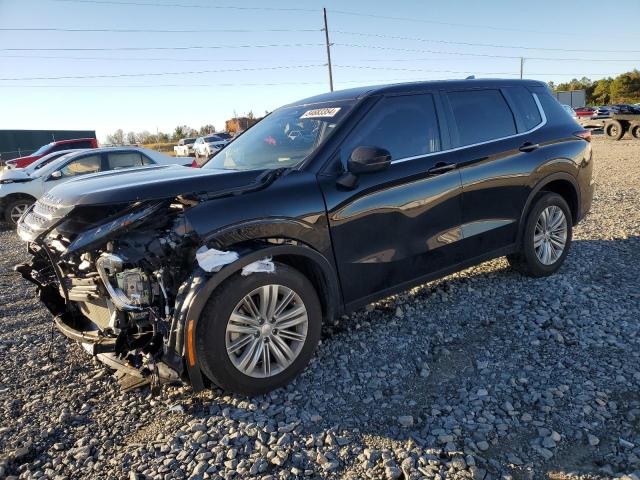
left=1, top=0, right=639, bottom=141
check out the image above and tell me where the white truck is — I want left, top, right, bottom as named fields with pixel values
left=173, top=137, right=197, bottom=157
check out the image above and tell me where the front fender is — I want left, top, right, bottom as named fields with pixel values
left=176, top=243, right=339, bottom=391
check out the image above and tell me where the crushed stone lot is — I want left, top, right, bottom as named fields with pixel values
left=0, top=135, right=639, bottom=480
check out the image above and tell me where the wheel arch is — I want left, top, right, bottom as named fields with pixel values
left=518, top=173, right=580, bottom=244
left=180, top=241, right=341, bottom=391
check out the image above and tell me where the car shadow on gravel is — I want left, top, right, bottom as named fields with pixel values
left=2, top=237, right=639, bottom=479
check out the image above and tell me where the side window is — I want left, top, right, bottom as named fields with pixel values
left=52, top=143, right=72, bottom=152
left=342, top=94, right=441, bottom=163
left=447, top=89, right=516, bottom=146
left=503, top=86, right=542, bottom=131
left=108, top=152, right=144, bottom=170
left=58, top=155, right=101, bottom=178
left=141, top=154, right=154, bottom=165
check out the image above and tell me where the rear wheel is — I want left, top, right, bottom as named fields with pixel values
left=630, top=122, right=640, bottom=140
left=508, top=192, right=572, bottom=277
left=605, top=120, right=624, bottom=140
left=196, top=262, right=322, bottom=396
left=4, top=198, right=32, bottom=225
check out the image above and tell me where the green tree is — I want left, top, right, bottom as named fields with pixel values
left=591, top=78, right=612, bottom=105
left=199, top=124, right=215, bottom=135
left=126, top=131, right=137, bottom=145
left=610, top=69, right=640, bottom=104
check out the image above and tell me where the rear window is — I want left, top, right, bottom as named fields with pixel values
left=447, top=89, right=516, bottom=146
left=503, top=86, right=542, bottom=132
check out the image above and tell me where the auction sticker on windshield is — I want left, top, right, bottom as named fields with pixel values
left=300, top=107, right=341, bottom=119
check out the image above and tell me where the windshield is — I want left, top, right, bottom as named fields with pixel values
left=203, top=101, right=353, bottom=171
left=32, top=143, right=53, bottom=156
left=205, top=135, right=223, bottom=142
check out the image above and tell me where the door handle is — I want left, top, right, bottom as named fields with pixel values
left=519, top=142, right=539, bottom=153
left=427, top=162, right=456, bottom=175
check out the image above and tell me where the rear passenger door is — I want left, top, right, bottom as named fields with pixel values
left=443, top=86, right=545, bottom=259
left=319, top=92, right=465, bottom=307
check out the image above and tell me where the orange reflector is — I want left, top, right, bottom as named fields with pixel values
left=574, top=130, right=591, bottom=142
left=187, top=319, right=196, bottom=367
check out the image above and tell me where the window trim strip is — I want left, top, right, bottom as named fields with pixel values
left=391, top=93, right=547, bottom=165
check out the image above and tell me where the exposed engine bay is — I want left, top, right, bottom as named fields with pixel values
left=16, top=196, right=203, bottom=390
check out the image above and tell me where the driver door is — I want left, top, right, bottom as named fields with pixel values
left=318, top=93, right=465, bottom=308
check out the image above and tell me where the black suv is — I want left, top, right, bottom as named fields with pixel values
left=16, top=79, right=593, bottom=395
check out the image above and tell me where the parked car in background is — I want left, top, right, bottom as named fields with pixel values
left=593, top=106, right=612, bottom=118
left=192, top=134, right=230, bottom=164
left=574, top=107, right=595, bottom=117
left=4, top=149, right=83, bottom=171
left=0, top=147, right=190, bottom=224
left=5, top=138, right=98, bottom=169
left=174, top=137, right=196, bottom=157
left=15, top=79, right=594, bottom=395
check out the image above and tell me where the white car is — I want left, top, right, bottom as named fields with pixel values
left=192, top=133, right=231, bottom=163
left=0, top=147, right=190, bottom=225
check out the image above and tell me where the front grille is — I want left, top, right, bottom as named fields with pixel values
left=17, top=193, right=73, bottom=242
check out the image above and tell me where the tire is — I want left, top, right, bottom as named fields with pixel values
left=196, top=262, right=322, bottom=396
left=507, top=192, right=573, bottom=278
left=630, top=122, right=640, bottom=140
left=605, top=120, right=624, bottom=140
left=3, top=198, right=33, bottom=226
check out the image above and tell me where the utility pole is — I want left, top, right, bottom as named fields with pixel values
left=520, top=57, right=525, bottom=79
left=323, top=7, right=334, bottom=92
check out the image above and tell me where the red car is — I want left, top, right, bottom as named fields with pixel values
left=574, top=107, right=595, bottom=118
left=5, top=138, right=98, bottom=168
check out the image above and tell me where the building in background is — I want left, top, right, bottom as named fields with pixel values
left=225, top=116, right=261, bottom=134
left=0, top=129, right=97, bottom=161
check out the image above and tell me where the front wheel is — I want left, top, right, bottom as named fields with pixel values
left=508, top=192, right=573, bottom=277
left=605, top=120, right=624, bottom=140
left=4, top=198, right=32, bottom=225
left=196, top=262, right=322, bottom=396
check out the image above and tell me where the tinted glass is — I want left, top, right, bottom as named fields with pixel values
left=204, top=101, right=354, bottom=171
left=447, top=89, right=516, bottom=146
left=108, top=152, right=145, bottom=169
left=59, top=155, right=101, bottom=178
left=342, top=94, right=441, bottom=163
left=503, top=86, right=542, bottom=131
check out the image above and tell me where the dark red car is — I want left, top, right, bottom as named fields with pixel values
left=574, top=107, right=595, bottom=118
left=5, top=138, right=98, bottom=168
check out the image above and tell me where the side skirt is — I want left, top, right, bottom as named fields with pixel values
left=343, top=244, right=518, bottom=313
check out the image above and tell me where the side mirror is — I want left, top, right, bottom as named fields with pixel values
left=348, top=146, right=391, bottom=174
left=50, top=170, right=62, bottom=179
left=337, top=146, right=391, bottom=189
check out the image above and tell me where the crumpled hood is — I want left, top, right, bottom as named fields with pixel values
left=45, top=164, right=269, bottom=206
left=0, top=168, right=31, bottom=181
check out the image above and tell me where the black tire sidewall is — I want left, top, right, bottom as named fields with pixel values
left=196, top=262, right=322, bottom=396
left=521, top=193, right=573, bottom=277
left=605, top=121, right=624, bottom=140
left=4, top=198, right=31, bottom=225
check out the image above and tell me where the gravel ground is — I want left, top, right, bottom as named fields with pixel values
left=0, top=135, right=639, bottom=480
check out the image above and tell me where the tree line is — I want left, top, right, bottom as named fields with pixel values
left=548, top=69, right=640, bottom=106
left=105, top=124, right=216, bottom=146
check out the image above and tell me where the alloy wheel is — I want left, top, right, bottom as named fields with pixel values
left=534, top=205, right=568, bottom=265
left=225, top=284, right=308, bottom=378
left=10, top=203, right=29, bottom=224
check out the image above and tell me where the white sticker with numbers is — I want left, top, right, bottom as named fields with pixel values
left=300, top=107, right=341, bottom=119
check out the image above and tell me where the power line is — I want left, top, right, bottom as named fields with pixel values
left=334, top=43, right=640, bottom=62
left=333, top=30, right=640, bottom=54
left=334, top=65, right=623, bottom=77
left=0, top=43, right=325, bottom=52
left=51, top=0, right=317, bottom=12
left=0, top=64, right=325, bottom=81
left=0, top=27, right=320, bottom=33
left=330, top=9, right=640, bottom=39
left=0, top=54, right=318, bottom=63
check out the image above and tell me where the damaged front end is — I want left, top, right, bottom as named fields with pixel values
left=15, top=193, right=205, bottom=390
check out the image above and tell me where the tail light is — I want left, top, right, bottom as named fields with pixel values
left=574, top=130, right=591, bottom=142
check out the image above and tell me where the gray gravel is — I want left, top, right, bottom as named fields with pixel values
left=1, top=135, right=639, bottom=480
